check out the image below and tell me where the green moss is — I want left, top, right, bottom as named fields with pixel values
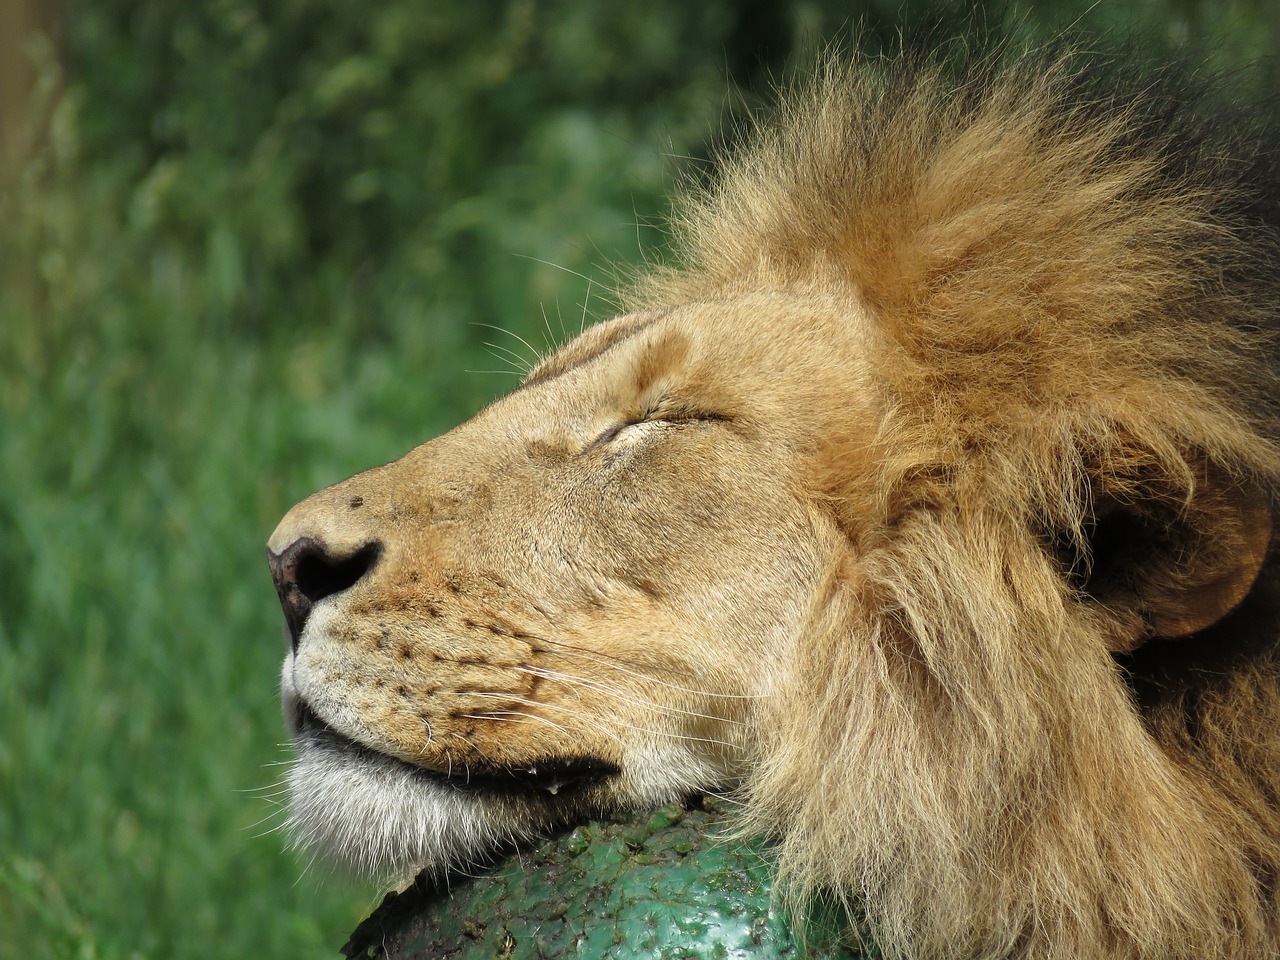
left=343, top=802, right=868, bottom=960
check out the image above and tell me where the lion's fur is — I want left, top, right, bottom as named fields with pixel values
left=269, top=40, right=1280, bottom=960
left=631, top=47, right=1280, bottom=957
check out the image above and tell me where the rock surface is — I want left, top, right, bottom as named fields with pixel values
left=342, top=799, right=868, bottom=959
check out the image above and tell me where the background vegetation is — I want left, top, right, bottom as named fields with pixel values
left=1, top=1, right=1276, bottom=957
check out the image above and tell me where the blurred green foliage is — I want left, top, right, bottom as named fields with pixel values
left=0, top=2, right=1276, bottom=958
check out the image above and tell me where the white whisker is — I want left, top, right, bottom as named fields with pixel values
left=511, top=253, right=595, bottom=286
left=580, top=277, right=593, bottom=335
left=515, top=665, right=747, bottom=728
left=532, top=639, right=759, bottom=700
left=459, top=710, right=571, bottom=737
left=482, top=340, right=535, bottom=374
left=470, top=322, right=545, bottom=367
left=465, top=690, right=738, bottom=752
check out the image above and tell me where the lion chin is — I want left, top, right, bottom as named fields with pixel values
left=267, top=38, right=1280, bottom=960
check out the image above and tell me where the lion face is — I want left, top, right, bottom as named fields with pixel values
left=268, top=45, right=1280, bottom=957
left=268, top=294, right=875, bottom=876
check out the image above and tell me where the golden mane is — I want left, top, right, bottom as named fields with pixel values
left=633, top=45, right=1280, bottom=958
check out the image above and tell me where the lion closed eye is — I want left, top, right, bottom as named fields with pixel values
left=267, top=41, right=1280, bottom=960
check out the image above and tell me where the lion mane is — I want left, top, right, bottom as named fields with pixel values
left=269, top=41, right=1280, bottom=960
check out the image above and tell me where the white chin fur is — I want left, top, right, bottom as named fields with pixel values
left=279, top=656, right=732, bottom=881
left=285, top=733, right=535, bottom=882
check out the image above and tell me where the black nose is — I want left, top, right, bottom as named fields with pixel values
left=267, top=537, right=380, bottom=649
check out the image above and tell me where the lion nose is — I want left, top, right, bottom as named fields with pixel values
left=267, top=537, right=381, bottom=649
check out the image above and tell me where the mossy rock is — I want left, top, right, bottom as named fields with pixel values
left=342, top=799, right=870, bottom=959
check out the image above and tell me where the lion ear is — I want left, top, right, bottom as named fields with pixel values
left=1083, top=469, right=1272, bottom=653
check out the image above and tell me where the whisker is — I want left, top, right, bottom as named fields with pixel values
left=464, top=691, right=738, bottom=751
left=459, top=710, right=571, bottom=737
left=631, top=198, right=651, bottom=268
left=511, top=253, right=595, bottom=286
left=460, top=693, right=572, bottom=731
left=470, top=322, right=545, bottom=367
left=540, top=303, right=563, bottom=353
left=245, top=785, right=292, bottom=801
left=482, top=340, right=535, bottom=374
left=532, top=638, right=759, bottom=700
left=247, top=809, right=290, bottom=838
left=236, top=778, right=289, bottom=793
left=579, top=277, right=593, bottom=335
left=515, top=665, right=747, bottom=727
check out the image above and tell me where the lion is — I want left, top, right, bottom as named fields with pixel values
left=267, top=40, right=1280, bottom=960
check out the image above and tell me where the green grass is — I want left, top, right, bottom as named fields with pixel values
left=0, top=242, right=619, bottom=960
left=0, top=296, right=457, bottom=957
left=0, top=94, right=644, bottom=960
left=0, top=12, right=692, bottom=956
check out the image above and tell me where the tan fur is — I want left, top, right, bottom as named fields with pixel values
left=269, top=45, right=1280, bottom=959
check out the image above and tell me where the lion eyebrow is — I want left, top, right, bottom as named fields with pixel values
left=517, top=313, right=664, bottom=391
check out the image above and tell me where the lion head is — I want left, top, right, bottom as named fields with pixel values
left=268, top=46, right=1280, bottom=959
